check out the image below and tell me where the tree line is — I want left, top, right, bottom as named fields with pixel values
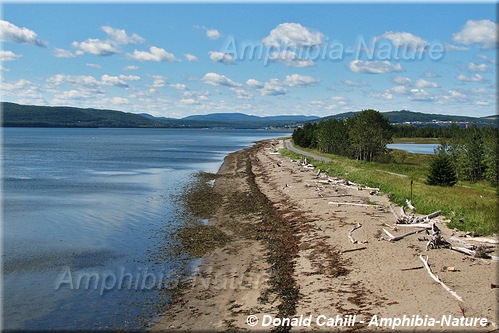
left=292, top=110, right=498, bottom=186
left=293, top=109, right=392, bottom=162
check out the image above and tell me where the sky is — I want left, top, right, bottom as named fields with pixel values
left=0, top=2, right=496, bottom=118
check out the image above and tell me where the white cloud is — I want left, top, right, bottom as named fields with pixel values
left=443, top=43, right=469, bottom=52
left=282, top=74, right=318, bottom=87
left=53, top=48, right=75, bottom=58
left=407, top=88, right=436, bottom=102
left=47, top=74, right=101, bottom=89
left=180, top=98, right=199, bottom=105
left=269, top=50, right=315, bottom=67
left=369, top=91, right=393, bottom=100
left=107, top=96, right=130, bottom=105
left=391, top=85, right=409, bottom=94
left=246, top=79, right=264, bottom=88
left=0, top=20, right=47, bottom=47
left=375, top=31, right=427, bottom=51
left=456, top=73, right=486, bottom=82
left=119, top=74, right=140, bottom=82
left=0, top=65, right=9, bottom=72
left=101, top=26, right=145, bottom=45
left=414, top=79, right=439, bottom=88
left=86, top=63, right=102, bottom=69
left=129, top=46, right=180, bottom=62
left=149, top=75, right=167, bottom=88
left=123, top=65, right=138, bottom=71
left=208, top=51, right=235, bottom=65
left=72, top=38, right=120, bottom=56
left=263, top=22, right=323, bottom=48
left=171, top=83, right=188, bottom=91
left=230, top=88, right=252, bottom=100
left=392, top=75, right=411, bottom=85
left=184, top=53, right=198, bottom=62
left=261, top=79, right=287, bottom=96
left=342, top=79, right=370, bottom=87
left=422, top=70, right=439, bottom=78
left=202, top=72, right=242, bottom=87
left=349, top=60, right=403, bottom=74
left=206, top=28, right=221, bottom=40
left=0, top=50, right=21, bottom=61
left=452, top=19, right=497, bottom=50
left=468, top=62, right=488, bottom=72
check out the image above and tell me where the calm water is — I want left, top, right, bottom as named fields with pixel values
left=2, top=127, right=290, bottom=331
left=387, top=143, right=440, bottom=154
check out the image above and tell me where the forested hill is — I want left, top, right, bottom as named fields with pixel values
left=1, top=102, right=496, bottom=128
left=2, top=102, right=169, bottom=128
left=322, top=110, right=497, bottom=127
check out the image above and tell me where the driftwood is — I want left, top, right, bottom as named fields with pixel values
left=451, top=246, right=499, bottom=261
left=406, top=199, right=416, bottom=211
left=426, top=223, right=451, bottom=250
left=383, top=228, right=423, bottom=242
left=401, top=265, right=423, bottom=271
left=419, top=255, right=464, bottom=303
left=396, top=206, right=441, bottom=225
left=328, top=201, right=381, bottom=208
left=347, top=223, right=362, bottom=244
left=396, top=223, right=432, bottom=229
left=464, top=236, right=499, bottom=245
left=389, top=204, right=400, bottom=221
left=341, top=246, right=367, bottom=254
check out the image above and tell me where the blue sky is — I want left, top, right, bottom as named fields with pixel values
left=1, top=3, right=496, bottom=118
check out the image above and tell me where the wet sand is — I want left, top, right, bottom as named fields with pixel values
left=152, top=139, right=497, bottom=332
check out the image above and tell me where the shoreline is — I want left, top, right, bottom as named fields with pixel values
left=152, top=139, right=497, bottom=332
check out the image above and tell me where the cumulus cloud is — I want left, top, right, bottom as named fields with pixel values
left=86, top=63, right=102, bottom=69
left=413, top=79, right=439, bottom=88
left=369, top=91, right=393, bottom=100
left=261, top=79, right=287, bottom=96
left=171, top=83, right=188, bottom=91
left=342, top=79, right=370, bottom=87
left=53, top=48, right=76, bottom=58
left=269, top=50, right=315, bottom=67
left=206, top=28, right=222, bottom=40
left=123, top=65, right=138, bottom=71
left=230, top=88, right=252, bottom=100
left=282, top=74, right=318, bottom=87
left=202, top=72, right=242, bottom=87
left=452, top=19, right=497, bottom=50
left=443, top=43, right=469, bottom=52
left=0, top=20, right=47, bottom=47
left=101, top=26, right=145, bottom=45
left=72, top=39, right=120, bottom=56
left=456, top=73, right=486, bottom=82
left=349, top=60, right=403, bottom=74
left=263, top=23, right=323, bottom=48
left=184, top=53, right=198, bottom=62
left=422, top=70, right=440, bottom=78
left=246, top=79, right=264, bottom=88
left=209, top=51, right=235, bottom=65
left=47, top=74, right=101, bottom=89
left=129, top=46, right=180, bottom=62
left=375, top=31, right=427, bottom=51
left=468, top=62, right=488, bottom=72
left=392, top=75, right=411, bottom=85
left=0, top=50, right=21, bottom=61
left=149, top=75, right=167, bottom=88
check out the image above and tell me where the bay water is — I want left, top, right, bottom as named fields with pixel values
left=2, top=127, right=290, bottom=331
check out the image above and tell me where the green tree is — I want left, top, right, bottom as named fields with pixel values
left=347, top=109, right=392, bottom=161
left=316, top=119, right=350, bottom=156
left=427, top=153, right=457, bottom=187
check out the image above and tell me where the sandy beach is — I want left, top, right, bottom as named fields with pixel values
left=152, top=139, right=497, bottom=332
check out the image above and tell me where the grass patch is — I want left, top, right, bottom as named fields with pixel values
left=280, top=146, right=498, bottom=235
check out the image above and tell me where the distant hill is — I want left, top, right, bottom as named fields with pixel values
left=321, top=110, right=497, bottom=127
left=2, top=102, right=171, bottom=128
left=1, top=103, right=317, bottom=129
left=2, top=102, right=495, bottom=128
left=183, top=113, right=319, bottom=123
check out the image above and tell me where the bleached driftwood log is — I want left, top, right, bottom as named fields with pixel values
left=328, top=202, right=381, bottom=208
left=347, top=223, right=362, bottom=244
left=383, top=228, right=423, bottom=242
left=406, top=199, right=416, bottom=211
left=419, top=255, right=464, bottom=303
left=464, top=236, right=499, bottom=245
left=426, top=223, right=451, bottom=250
